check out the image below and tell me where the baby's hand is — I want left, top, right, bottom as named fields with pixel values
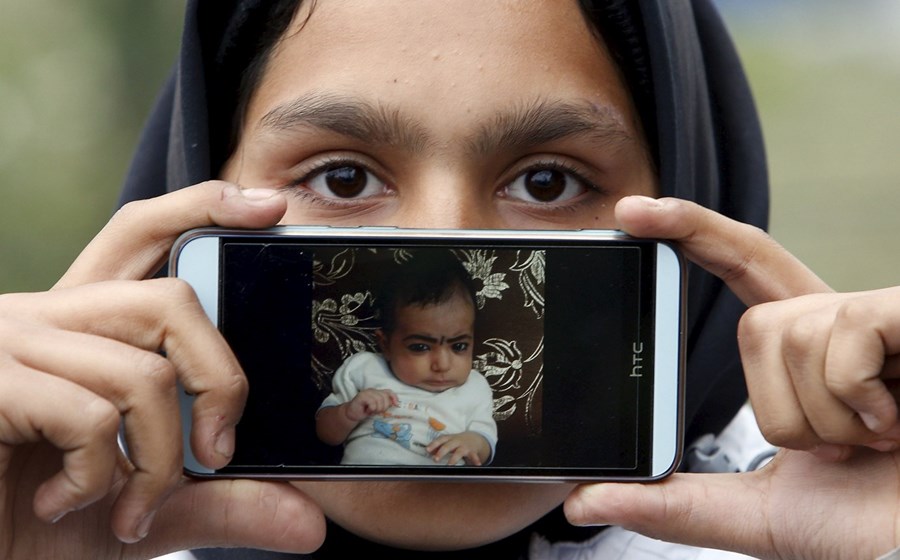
left=426, top=432, right=490, bottom=465
left=345, top=389, right=399, bottom=422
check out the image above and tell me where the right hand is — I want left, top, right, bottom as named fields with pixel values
left=346, top=388, right=399, bottom=420
left=0, top=182, right=325, bottom=559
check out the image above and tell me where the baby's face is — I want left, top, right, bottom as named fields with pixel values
left=221, top=0, right=657, bottom=231
left=379, top=293, right=476, bottom=393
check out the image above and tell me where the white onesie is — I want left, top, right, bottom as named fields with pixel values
left=319, top=351, right=497, bottom=465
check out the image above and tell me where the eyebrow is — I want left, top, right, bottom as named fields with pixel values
left=402, top=333, right=474, bottom=345
left=467, top=99, right=635, bottom=155
left=258, top=91, right=635, bottom=155
left=260, top=91, right=430, bottom=154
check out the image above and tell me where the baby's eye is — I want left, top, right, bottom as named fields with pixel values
left=407, top=343, right=430, bottom=353
left=504, top=166, right=592, bottom=204
left=303, top=164, right=389, bottom=199
left=451, top=342, right=470, bottom=353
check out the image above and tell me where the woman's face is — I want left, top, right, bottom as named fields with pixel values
left=221, top=0, right=657, bottom=230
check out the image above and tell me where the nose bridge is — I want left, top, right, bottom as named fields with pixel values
left=393, top=172, right=499, bottom=229
left=431, top=344, right=451, bottom=371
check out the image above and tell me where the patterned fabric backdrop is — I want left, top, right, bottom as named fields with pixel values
left=309, top=247, right=546, bottom=464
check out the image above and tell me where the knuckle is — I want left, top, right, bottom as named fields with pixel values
left=716, top=224, right=770, bottom=283
left=225, top=370, right=250, bottom=402
left=82, top=397, right=122, bottom=437
left=807, top=408, right=861, bottom=444
left=136, top=352, right=177, bottom=392
left=782, top=317, right=821, bottom=354
left=757, top=418, right=809, bottom=448
left=823, top=371, right=874, bottom=410
left=834, top=298, right=873, bottom=328
left=111, top=198, right=152, bottom=227
left=737, top=304, right=772, bottom=345
left=815, top=422, right=857, bottom=444
left=150, top=277, right=199, bottom=306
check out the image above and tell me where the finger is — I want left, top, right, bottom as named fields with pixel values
left=565, top=472, right=771, bottom=556
left=434, top=441, right=469, bottom=465
left=808, top=443, right=855, bottom=462
left=738, top=301, right=820, bottom=449
left=7, top=282, right=246, bottom=469
left=426, top=435, right=449, bottom=455
left=377, top=392, right=394, bottom=411
left=433, top=443, right=455, bottom=464
left=362, top=393, right=388, bottom=415
left=826, top=288, right=900, bottom=434
left=615, top=196, right=831, bottom=305
left=460, top=450, right=481, bottom=466
left=135, top=480, right=325, bottom=554
left=3, top=318, right=186, bottom=541
left=0, top=360, right=120, bottom=524
left=57, top=182, right=287, bottom=288
left=781, top=307, right=875, bottom=446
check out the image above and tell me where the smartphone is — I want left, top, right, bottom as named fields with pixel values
left=170, top=226, right=685, bottom=481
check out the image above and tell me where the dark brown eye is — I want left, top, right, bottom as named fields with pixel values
left=324, top=165, right=367, bottom=198
left=524, top=169, right=566, bottom=202
left=505, top=165, right=590, bottom=204
left=304, top=163, right=388, bottom=199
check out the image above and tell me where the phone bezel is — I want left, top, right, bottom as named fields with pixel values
left=171, top=226, right=685, bottom=482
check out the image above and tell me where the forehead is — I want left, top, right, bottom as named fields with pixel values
left=246, top=0, right=639, bottom=139
left=394, top=294, right=476, bottom=325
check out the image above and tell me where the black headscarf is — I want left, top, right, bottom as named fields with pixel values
left=118, top=0, right=767, bottom=555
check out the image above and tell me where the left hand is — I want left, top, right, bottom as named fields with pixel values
left=739, top=287, right=900, bottom=458
left=426, top=432, right=490, bottom=465
left=564, top=196, right=900, bottom=559
left=566, top=447, right=900, bottom=560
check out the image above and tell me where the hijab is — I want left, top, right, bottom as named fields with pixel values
left=118, top=0, right=768, bottom=554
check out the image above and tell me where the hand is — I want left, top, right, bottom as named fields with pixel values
left=739, top=287, right=900, bottom=458
left=562, top=196, right=900, bottom=559
left=345, top=389, right=399, bottom=421
left=618, top=196, right=900, bottom=457
left=565, top=447, right=900, bottom=560
left=0, top=182, right=324, bottom=559
left=426, top=432, right=490, bottom=465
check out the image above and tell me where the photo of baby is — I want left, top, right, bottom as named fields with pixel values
left=315, top=252, right=498, bottom=466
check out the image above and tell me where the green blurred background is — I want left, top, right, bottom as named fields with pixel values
left=1, top=1, right=899, bottom=293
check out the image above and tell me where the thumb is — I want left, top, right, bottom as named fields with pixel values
left=141, top=480, right=326, bottom=554
left=564, top=473, right=769, bottom=557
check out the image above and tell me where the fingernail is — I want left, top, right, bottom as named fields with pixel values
left=860, top=412, right=885, bottom=433
left=629, top=195, right=663, bottom=208
left=868, top=439, right=899, bottom=453
left=119, top=510, right=156, bottom=543
left=809, top=443, right=849, bottom=462
left=566, top=498, right=608, bottom=527
left=215, top=429, right=235, bottom=459
left=50, top=509, right=73, bottom=524
left=240, top=188, right=279, bottom=200
left=135, top=510, right=156, bottom=541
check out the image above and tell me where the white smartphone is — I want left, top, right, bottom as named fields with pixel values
left=170, top=226, right=685, bottom=481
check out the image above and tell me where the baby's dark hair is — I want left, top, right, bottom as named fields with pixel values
left=376, top=251, right=478, bottom=335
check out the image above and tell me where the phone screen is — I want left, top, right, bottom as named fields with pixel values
left=175, top=229, right=682, bottom=480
